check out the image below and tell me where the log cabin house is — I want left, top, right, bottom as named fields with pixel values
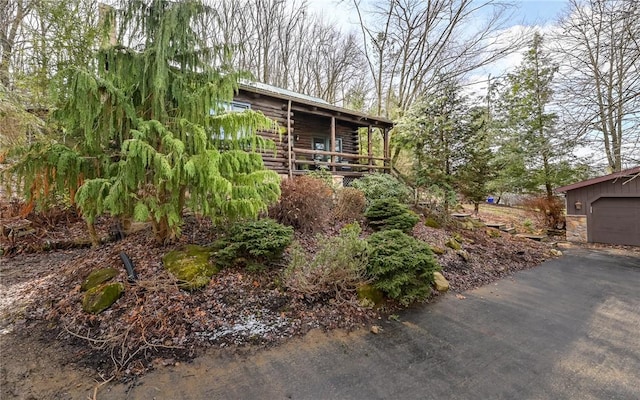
left=235, top=81, right=394, bottom=185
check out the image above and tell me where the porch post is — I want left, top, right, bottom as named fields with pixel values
left=287, top=100, right=293, bottom=178
left=330, top=116, right=336, bottom=172
left=383, top=128, right=389, bottom=171
left=367, top=125, right=373, bottom=172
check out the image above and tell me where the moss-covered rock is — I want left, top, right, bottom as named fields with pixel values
left=163, top=245, right=218, bottom=290
left=81, top=268, right=119, bottom=291
left=431, top=246, right=446, bottom=255
left=486, top=228, right=502, bottom=238
left=82, top=283, right=124, bottom=314
left=445, top=238, right=461, bottom=250
left=433, top=272, right=449, bottom=292
left=457, top=249, right=470, bottom=261
left=460, top=220, right=475, bottom=231
left=357, top=284, right=385, bottom=308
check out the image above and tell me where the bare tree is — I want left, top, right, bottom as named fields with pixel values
left=0, top=0, right=34, bottom=88
left=553, top=0, right=640, bottom=171
left=352, top=0, right=526, bottom=117
left=206, top=0, right=366, bottom=107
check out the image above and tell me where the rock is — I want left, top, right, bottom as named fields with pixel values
left=451, top=213, right=472, bottom=218
left=460, top=220, right=475, bottom=231
left=433, top=271, right=449, bottom=292
left=357, top=284, right=385, bottom=307
left=515, top=234, right=546, bottom=241
left=556, top=242, right=572, bottom=249
left=370, top=325, right=382, bottom=334
left=81, top=268, right=119, bottom=291
left=163, top=245, right=219, bottom=290
left=82, top=283, right=124, bottom=314
left=486, top=228, right=502, bottom=238
left=445, top=238, right=461, bottom=250
left=457, top=250, right=470, bottom=261
left=431, top=246, right=446, bottom=255
left=550, top=249, right=563, bottom=257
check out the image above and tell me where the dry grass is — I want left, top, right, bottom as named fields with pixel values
left=461, top=203, right=547, bottom=234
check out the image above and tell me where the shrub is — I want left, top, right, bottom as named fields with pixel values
left=306, top=168, right=337, bottom=191
left=367, top=229, right=440, bottom=305
left=270, top=176, right=333, bottom=233
left=351, top=173, right=412, bottom=204
left=522, top=195, right=566, bottom=229
left=424, top=216, right=441, bottom=228
left=364, top=198, right=420, bottom=233
left=333, top=187, right=367, bottom=222
left=284, top=223, right=369, bottom=301
left=214, top=218, right=293, bottom=269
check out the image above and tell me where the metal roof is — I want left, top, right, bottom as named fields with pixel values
left=555, top=166, right=640, bottom=192
left=237, top=81, right=394, bottom=127
left=240, top=80, right=330, bottom=105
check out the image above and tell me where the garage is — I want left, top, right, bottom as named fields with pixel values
left=556, top=166, right=640, bottom=246
left=590, top=197, right=640, bottom=246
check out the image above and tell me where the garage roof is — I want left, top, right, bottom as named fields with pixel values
left=555, top=166, right=640, bottom=192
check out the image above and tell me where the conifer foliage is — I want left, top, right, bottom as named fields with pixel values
left=7, top=0, right=281, bottom=243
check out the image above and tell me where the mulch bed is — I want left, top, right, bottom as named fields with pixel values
left=1, top=208, right=558, bottom=380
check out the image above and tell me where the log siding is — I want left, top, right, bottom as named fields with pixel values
left=235, top=83, right=393, bottom=177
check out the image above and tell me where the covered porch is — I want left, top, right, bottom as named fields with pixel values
left=236, top=81, right=394, bottom=180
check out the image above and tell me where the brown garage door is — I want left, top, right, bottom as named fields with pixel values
left=590, top=197, right=640, bottom=246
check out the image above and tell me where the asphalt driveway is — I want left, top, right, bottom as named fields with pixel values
left=113, top=248, right=640, bottom=399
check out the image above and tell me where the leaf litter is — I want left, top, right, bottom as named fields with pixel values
left=1, top=209, right=559, bottom=382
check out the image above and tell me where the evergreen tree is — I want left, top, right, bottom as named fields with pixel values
left=457, top=107, right=495, bottom=214
left=492, top=33, right=574, bottom=199
left=6, top=0, right=281, bottom=243
left=394, top=81, right=472, bottom=213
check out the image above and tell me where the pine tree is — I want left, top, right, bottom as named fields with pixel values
left=457, top=107, right=495, bottom=214
left=394, top=80, right=472, bottom=213
left=493, top=32, right=574, bottom=199
left=6, top=0, right=281, bottom=243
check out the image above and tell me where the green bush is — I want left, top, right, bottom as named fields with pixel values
left=269, top=175, right=333, bottom=233
left=214, top=218, right=293, bottom=269
left=367, top=229, right=440, bottom=305
left=284, top=223, right=369, bottom=301
left=351, top=173, right=412, bottom=204
left=333, top=187, right=367, bottom=222
left=364, top=198, right=420, bottom=233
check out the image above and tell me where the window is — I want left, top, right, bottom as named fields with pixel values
left=224, top=101, right=251, bottom=112
left=210, top=101, right=252, bottom=141
left=312, top=137, right=344, bottom=163
left=313, top=137, right=328, bottom=162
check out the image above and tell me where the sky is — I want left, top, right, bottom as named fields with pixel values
left=513, top=0, right=570, bottom=26
left=308, top=0, right=571, bottom=31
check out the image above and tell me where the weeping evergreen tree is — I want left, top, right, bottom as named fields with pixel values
left=7, top=0, right=281, bottom=243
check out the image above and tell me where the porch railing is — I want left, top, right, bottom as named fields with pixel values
left=290, top=147, right=390, bottom=174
